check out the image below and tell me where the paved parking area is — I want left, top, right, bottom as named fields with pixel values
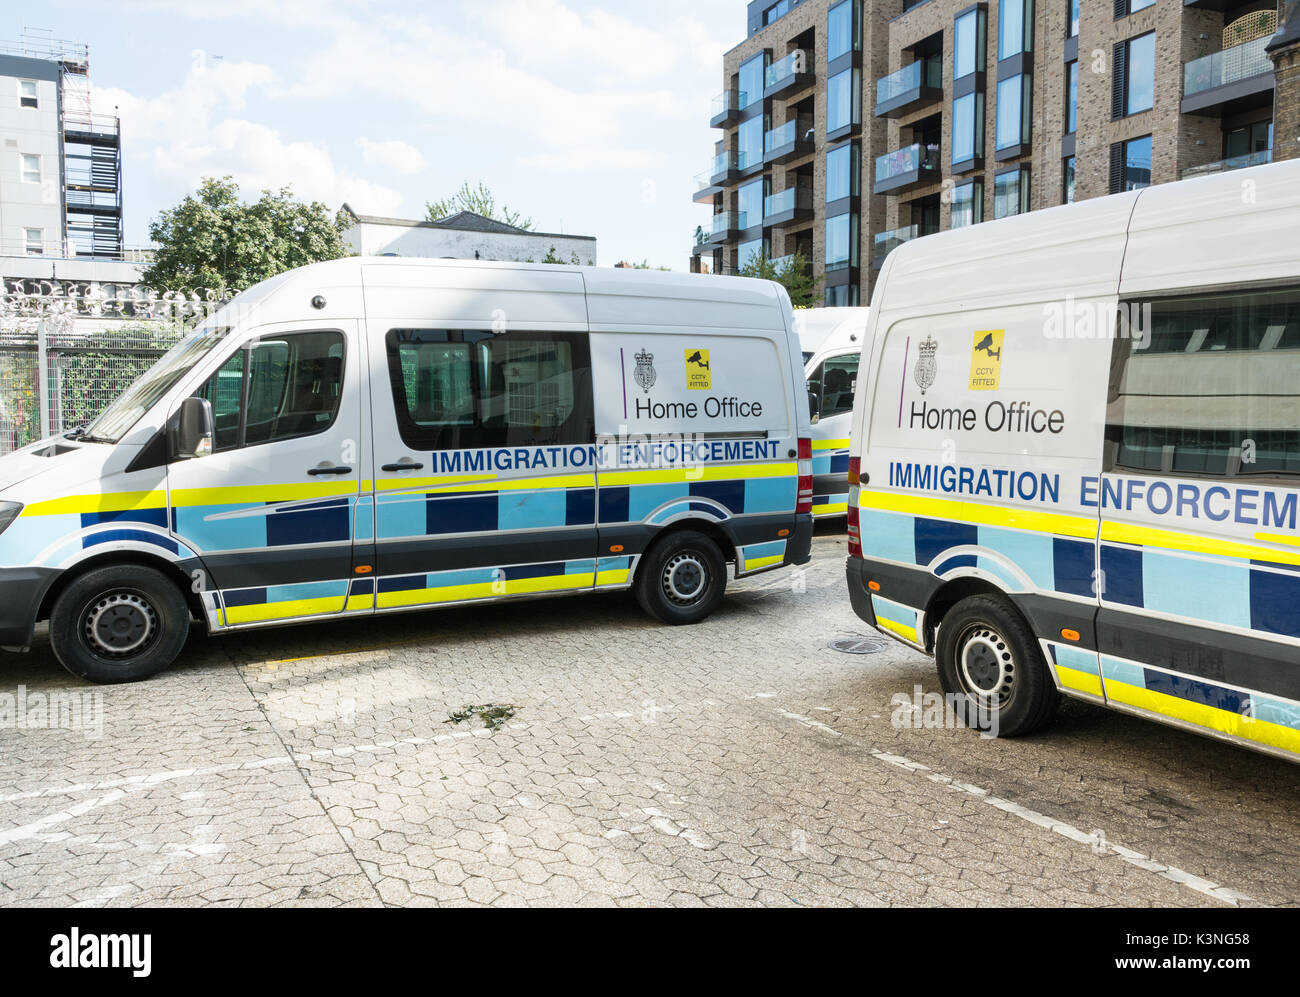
left=1, top=525, right=1298, bottom=907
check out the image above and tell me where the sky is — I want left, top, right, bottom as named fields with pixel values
left=16, top=0, right=743, bottom=269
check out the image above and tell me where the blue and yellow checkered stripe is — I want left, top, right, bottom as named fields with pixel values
left=372, top=557, right=632, bottom=610
left=811, top=438, right=850, bottom=517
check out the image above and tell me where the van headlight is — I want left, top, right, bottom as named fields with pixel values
left=0, top=501, right=22, bottom=536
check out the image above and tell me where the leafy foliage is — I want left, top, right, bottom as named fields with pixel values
left=738, top=249, right=821, bottom=308
left=445, top=704, right=521, bottom=731
left=425, top=182, right=534, bottom=231
left=141, top=177, right=348, bottom=295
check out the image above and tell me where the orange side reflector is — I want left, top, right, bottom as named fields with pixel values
left=609, top=545, right=624, bottom=553
left=355, top=565, right=373, bottom=575
left=867, top=580, right=881, bottom=592
left=778, top=529, right=790, bottom=537
left=1060, top=628, right=1080, bottom=642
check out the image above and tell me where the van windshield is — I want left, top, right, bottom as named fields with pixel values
left=85, top=325, right=232, bottom=443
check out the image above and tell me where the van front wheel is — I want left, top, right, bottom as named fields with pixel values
left=49, top=565, right=191, bottom=684
left=934, top=594, right=1058, bottom=738
left=635, top=530, right=727, bottom=625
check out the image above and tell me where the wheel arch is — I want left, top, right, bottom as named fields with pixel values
left=923, top=575, right=1024, bottom=654
left=37, top=550, right=206, bottom=627
left=633, top=518, right=739, bottom=584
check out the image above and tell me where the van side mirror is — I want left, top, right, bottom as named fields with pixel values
left=170, top=396, right=214, bottom=460
left=808, top=390, right=821, bottom=424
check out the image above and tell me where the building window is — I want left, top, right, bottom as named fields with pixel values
left=20, top=154, right=40, bottom=184
left=828, top=1, right=859, bottom=61
left=1063, top=156, right=1076, bottom=203
left=827, top=68, right=860, bottom=134
left=950, top=180, right=984, bottom=228
left=825, top=284, right=860, bottom=307
left=24, top=228, right=43, bottom=255
left=1106, top=285, right=1300, bottom=478
left=738, top=178, right=765, bottom=230
left=954, top=6, right=987, bottom=81
left=995, top=74, right=1032, bottom=151
left=739, top=54, right=766, bottom=110
left=993, top=167, right=1030, bottom=218
left=952, top=92, right=985, bottom=166
left=1068, top=0, right=1079, bottom=38
left=1066, top=60, right=1078, bottom=133
left=1225, top=120, right=1273, bottom=160
left=19, top=80, right=38, bottom=109
left=1115, top=0, right=1154, bottom=16
left=1113, top=32, right=1155, bottom=119
left=826, top=213, right=858, bottom=270
left=826, top=143, right=860, bottom=202
left=738, top=115, right=765, bottom=170
left=737, top=237, right=767, bottom=271
left=764, top=0, right=791, bottom=26
left=998, top=0, right=1033, bottom=61
left=1109, top=134, right=1152, bottom=192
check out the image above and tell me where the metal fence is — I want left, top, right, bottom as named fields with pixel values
left=0, top=287, right=229, bottom=455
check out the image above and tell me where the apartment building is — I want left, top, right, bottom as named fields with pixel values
left=691, top=0, right=1298, bottom=306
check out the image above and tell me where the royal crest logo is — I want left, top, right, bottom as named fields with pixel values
left=914, top=336, right=938, bottom=395
left=633, top=349, right=657, bottom=393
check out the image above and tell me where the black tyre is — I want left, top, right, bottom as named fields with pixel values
left=635, top=530, right=727, bottom=625
left=934, top=594, right=1059, bottom=738
left=49, top=564, right=191, bottom=684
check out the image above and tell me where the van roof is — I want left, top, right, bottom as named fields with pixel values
left=793, top=307, right=871, bottom=356
left=875, top=157, right=1300, bottom=312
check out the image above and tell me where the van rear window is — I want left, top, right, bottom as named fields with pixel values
left=385, top=329, right=593, bottom=451
left=1106, top=286, right=1300, bottom=478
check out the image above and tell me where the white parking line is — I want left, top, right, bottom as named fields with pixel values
left=775, top=708, right=1260, bottom=908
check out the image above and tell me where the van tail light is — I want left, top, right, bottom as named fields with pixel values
left=796, top=437, right=813, bottom=514
left=847, top=504, right=862, bottom=558
left=848, top=456, right=861, bottom=487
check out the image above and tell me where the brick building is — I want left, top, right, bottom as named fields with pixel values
left=691, top=0, right=1298, bottom=305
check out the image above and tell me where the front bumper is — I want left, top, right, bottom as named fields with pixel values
left=0, top=566, right=59, bottom=649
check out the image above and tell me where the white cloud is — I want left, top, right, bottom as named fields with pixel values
left=98, top=60, right=404, bottom=219
left=355, top=138, right=427, bottom=176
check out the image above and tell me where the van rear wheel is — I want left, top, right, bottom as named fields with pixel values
left=635, top=530, right=727, bottom=625
left=934, top=594, right=1058, bottom=738
left=49, top=565, right=191, bottom=684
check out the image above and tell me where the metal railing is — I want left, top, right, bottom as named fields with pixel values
left=709, top=212, right=741, bottom=237
left=1183, top=36, right=1274, bottom=98
left=873, top=224, right=920, bottom=263
left=711, top=91, right=745, bottom=117
left=875, top=57, right=942, bottom=105
left=710, top=150, right=738, bottom=178
left=1180, top=148, right=1273, bottom=180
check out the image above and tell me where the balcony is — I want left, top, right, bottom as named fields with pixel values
left=764, top=116, right=814, bottom=165
left=1181, top=37, right=1275, bottom=115
left=709, top=150, right=741, bottom=186
left=693, top=170, right=722, bottom=205
left=764, top=187, right=814, bottom=228
left=710, top=91, right=744, bottom=128
left=764, top=50, right=814, bottom=99
left=873, top=143, right=941, bottom=195
left=771, top=253, right=812, bottom=278
left=871, top=224, right=936, bottom=269
left=874, top=57, right=943, bottom=118
left=1180, top=148, right=1272, bottom=180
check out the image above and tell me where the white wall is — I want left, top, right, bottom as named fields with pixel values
left=344, top=219, right=598, bottom=266
left=0, top=70, right=64, bottom=258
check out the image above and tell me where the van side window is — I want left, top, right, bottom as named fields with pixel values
left=385, top=329, right=593, bottom=450
left=1106, top=287, right=1300, bottom=478
left=193, top=331, right=345, bottom=453
left=810, top=353, right=860, bottom=419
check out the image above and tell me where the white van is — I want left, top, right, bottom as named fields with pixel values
left=795, top=307, right=870, bottom=517
left=846, top=158, right=1300, bottom=762
left=0, top=259, right=814, bottom=682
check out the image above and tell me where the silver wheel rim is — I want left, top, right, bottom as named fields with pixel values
left=84, top=592, right=158, bottom=657
left=956, top=623, right=1015, bottom=707
left=662, top=551, right=709, bottom=606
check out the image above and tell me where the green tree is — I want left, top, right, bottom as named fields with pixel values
left=738, top=249, right=820, bottom=308
left=142, top=177, right=348, bottom=294
left=425, top=182, right=534, bottom=230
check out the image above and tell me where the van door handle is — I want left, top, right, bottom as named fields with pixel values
left=381, top=461, right=425, bottom=472
left=307, top=465, right=353, bottom=476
